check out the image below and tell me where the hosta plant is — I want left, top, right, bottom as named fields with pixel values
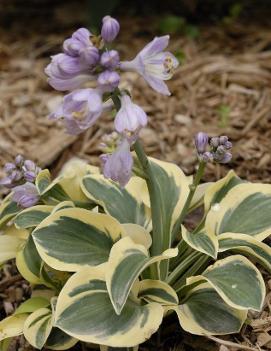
left=0, top=15, right=271, bottom=351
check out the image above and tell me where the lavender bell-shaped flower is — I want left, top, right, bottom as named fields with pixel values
left=45, top=28, right=99, bottom=91
left=97, top=70, right=120, bottom=92
left=120, top=36, right=179, bottom=95
left=100, top=50, right=120, bottom=70
left=101, top=138, right=133, bottom=187
left=12, top=182, right=40, bottom=208
left=114, top=95, right=148, bottom=134
left=101, top=16, right=120, bottom=42
left=49, top=88, right=103, bottom=135
left=45, top=53, right=96, bottom=91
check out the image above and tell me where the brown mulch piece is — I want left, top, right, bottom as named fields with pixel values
left=1, top=14, right=271, bottom=351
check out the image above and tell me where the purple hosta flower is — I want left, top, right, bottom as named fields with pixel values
left=101, top=16, right=120, bottom=42
left=12, top=182, right=39, bottom=208
left=45, top=53, right=95, bottom=91
left=100, top=50, right=120, bottom=70
left=194, top=132, right=209, bottom=154
left=97, top=70, right=120, bottom=92
left=63, top=28, right=92, bottom=57
left=49, top=88, right=103, bottom=135
left=101, top=138, right=133, bottom=187
left=22, top=160, right=41, bottom=183
left=114, top=95, right=148, bottom=135
left=120, top=36, right=179, bottom=95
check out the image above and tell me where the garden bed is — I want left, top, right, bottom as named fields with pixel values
left=0, top=13, right=271, bottom=351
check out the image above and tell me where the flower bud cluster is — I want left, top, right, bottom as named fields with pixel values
left=194, top=133, right=232, bottom=164
left=0, top=155, right=41, bottom=208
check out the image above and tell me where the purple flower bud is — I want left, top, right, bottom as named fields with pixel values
left=219, top=136, right=228, bottom=145
left=120, top=36, right=179, bottom=95
left=100, top=50, right=120, bottom=70
left=12, top=182, right=40, bottom=208
left=97, top=70, right=120, bottom=92
left=219, top=152, right=232, bottom=164
left=15, top=155, right=24, bottom=166
left=4, top=162, right=16, bottom=173
left=22, top=160, right=41, bottom=183
left=210, top=137, right=220, bottom=148
left=216, top=145, right=226, bottom=155
left=0, top=177, right=13, bottom=188
left=101, top=16, right=120, bottom=42
left=224, top=141, right=232, bottom=150
left=194, top=132, right=209, bottom=154
left=79, top=46, right=100, bottom=66
left=101, top=138, right=133, bottom=187
left=114, top=95, right=148, bottom=134
left=49, top=88, right=104, bottom=135
left=63, top=28, right=92, bottom=57
left=201, top=151, right=213, bottom=163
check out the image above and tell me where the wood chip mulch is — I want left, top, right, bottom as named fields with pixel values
left=0, top=15, right=271, bottom=351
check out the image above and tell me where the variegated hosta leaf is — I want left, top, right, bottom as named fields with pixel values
left=0, top=196, right=20, bottom=227
left=148, top=158, right=190, bottom=250
left=206, top=183, right=271, bottom=241
left=14, top=205, right=54, bottom=229
left=100, top=346, right=138, bottom=351
left=122, top=223, right=152, bottom=249
left=55, top=267, right=164, bottom=347
left=182, top=226, right=218, bottom=259
left=23, top=307, right=53, bottom=349
left=16, top=235, right=43, bottom=284
left=45, top=328, right=78, bottom=350
left=51, top=201, right=75, bottom=214
left=138, top=279, right=178, bottom=305
left=218, top=233, right=271, bottom=273
left=15, top=297, right=50, bottom=315
left=0, top=314, right=28, bottom=341
left=36, top=169, right=71, bottom=203
left=106, top=237, right=178, bottom=314
left=189, top=182, right=213, bottom=212
left=204, top=170, right=243, bottom=211
left=3, top=224, right=29, bottom=240
left=175, top=282, right=247, bottom=335
left=32, top=208, right=125, bottom=272
left=38, top=159, right=98, bottom=204
left=187, top=255, right=265, bottom=311
left=81, top=174, right=151, bottom=229
left=0, top=235, right=24, bottom=264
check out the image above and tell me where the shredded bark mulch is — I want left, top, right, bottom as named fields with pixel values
left=0, top=13, right=271, bottom=351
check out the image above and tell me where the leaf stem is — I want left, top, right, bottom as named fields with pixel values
left=171, top=161, right=206, bottom=242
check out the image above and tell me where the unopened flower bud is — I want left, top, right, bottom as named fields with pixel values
left=201, top=151, right=213, bottom=163
left=219, top=152, right=232, bottom=164
left=219, top=136, right=228, bottom=144
left=15, top=155, right=24, bottom=166
left=224, top=141, right=232, bottom=150
left=97, top=70, right=120, bottom=92
left=80, top=46, right=100, bottom=66
left=12, top=182, right=40, bottom=208
left=194, top=132, right=209, bottom=154
left=100, top=50, right=120, bottom=70
left=101, top=16, right=120, bottom=42
left=210, top=137, right=220, bottom=148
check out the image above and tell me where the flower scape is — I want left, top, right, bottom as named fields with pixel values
left=0, top=15, right=270, bottom=351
